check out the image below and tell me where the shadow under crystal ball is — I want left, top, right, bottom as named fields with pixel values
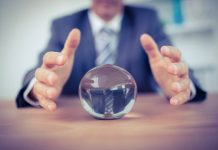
left=79, top=64, right=137, bottom=119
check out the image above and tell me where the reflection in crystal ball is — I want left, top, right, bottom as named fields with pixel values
left=79, top=64, right=137, bottom=119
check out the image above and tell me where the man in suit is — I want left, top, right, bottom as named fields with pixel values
left=16, top=0, right=206, bottom=111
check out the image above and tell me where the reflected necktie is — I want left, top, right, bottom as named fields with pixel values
left=95, top=27, right=116, bottom=66
left=104, top=89, right=114, bottom=115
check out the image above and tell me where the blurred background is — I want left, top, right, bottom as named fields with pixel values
left=0, top=0, right=218, bottom=100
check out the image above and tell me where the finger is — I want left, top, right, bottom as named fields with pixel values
left=171, top=78, right=190, bottom=93
left=168, top=62, right=189, bottom=76
left=161, top=46, right=181, bottom=62
left=38, top=95, right=57, bottom=111
left=35, top=68, right=58, bottom=86
left=62, top=28, right=81, bottom=58
left=34, top=82, right=59, bottom=100
left=140, top=34, right=162, bottom=62
left=170, top=89, right=191, bottom=105
left=43, top=52, right=66, bottom=68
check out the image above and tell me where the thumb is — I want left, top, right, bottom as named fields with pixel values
left=140, top=34, right=162, bottom=62
left=62, top=28, right=81, bottom=58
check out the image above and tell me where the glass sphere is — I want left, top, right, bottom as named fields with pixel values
left=79, top=64, right=137, bottom=119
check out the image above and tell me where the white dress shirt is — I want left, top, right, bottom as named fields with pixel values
left=89, top=10, right=123, bottom=66
left=88, top=10, right=123, bottom=37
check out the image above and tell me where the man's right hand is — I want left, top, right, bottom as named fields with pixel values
left=30, top=29, right=81, bottom=111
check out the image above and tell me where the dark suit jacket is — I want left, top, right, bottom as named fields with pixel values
left=16, top=6, right=207, bottom=107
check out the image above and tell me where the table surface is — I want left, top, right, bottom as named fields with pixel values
left=0, top=94, right=218, bottom=150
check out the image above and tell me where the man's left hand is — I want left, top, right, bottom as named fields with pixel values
left=140, top=34, right=191, bottom=105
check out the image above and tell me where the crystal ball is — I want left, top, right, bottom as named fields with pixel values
left=79, top=64, right=137, bottom=119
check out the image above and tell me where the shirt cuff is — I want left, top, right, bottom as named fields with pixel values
left=189, top=81, right=196, bottom=100
left=23, top=78, right=40, bottom=107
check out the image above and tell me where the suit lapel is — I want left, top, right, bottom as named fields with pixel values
left=79, top=11, right=96, bottom=70
left=115, top=7, right=134, bottom=69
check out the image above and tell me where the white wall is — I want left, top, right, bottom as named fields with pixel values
left=0, top=0, right=218, bottom=100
